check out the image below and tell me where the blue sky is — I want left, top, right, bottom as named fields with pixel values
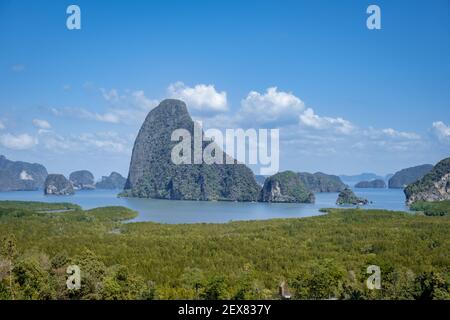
left=0, top=0, right=449, bottom=178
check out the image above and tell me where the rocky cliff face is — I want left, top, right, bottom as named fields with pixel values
left=388, top=164, right=433, bottom=188
left=69, top=170, right=95, bottom=190
left=259, top=171, right=314, bottom=203
left=298, top=172, right=346, bottom=192
left=336, top=188, right=368, bottom=205
left=404, top=157, right=450, bottom=205
left=0, top=155, right=48, bottom=191
left=44, top=174, right=74, bottom=195
left=355, top=179, right=386, bottom=188
left=96, top=172, right=127, bottom=189
left=123, top=99, right=260, bottom=201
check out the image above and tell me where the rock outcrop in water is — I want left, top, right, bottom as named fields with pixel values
left=259, top=171, right=315, bottom=203
left=404, top=157, right=450, bottom=205
left=44, top=174, right=74, bottom=195
left=122, top=99, right=260, bottom=201
left=69, top=170, right=95, bottom=190
left=355, top=179, right=386, bottom=188
left=96, top=172, right=127, bottom=189
left=298, top=172, right=346, bottom=193
left=0, top=155, right=48, bottom=191
left=336, top=188, right=368, bottom=205
left=388, top=164, right=433, bottom=188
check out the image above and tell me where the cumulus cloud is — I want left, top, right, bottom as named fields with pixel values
left=32, top=119, right=52, bottom=129
left=0, top=133, right=37, bottom=150
left=168, top=82, right=228, bottom=112
left=240, top=87, right=304, bottom=125
left=432, top=121, right=450, bottom=141
left=299, top=108, right=355, bottom=134
left=37, top=129, right=133, bottom=155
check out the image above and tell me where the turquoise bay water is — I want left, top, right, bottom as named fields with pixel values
left=0, top=188, right=409, bottom=224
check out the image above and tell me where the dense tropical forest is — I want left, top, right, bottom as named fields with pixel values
left=0, top=200, right=449, bottom=300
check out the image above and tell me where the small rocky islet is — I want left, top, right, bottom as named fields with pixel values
left=44, top=174, right=74, bottom=196
left=69, top=170, right=96, bottom=190
left=336, top=188, right=369, bottom=206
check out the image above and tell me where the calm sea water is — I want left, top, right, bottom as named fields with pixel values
left=0, top=188, right=409, bottom=224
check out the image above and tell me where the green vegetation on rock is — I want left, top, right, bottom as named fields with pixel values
left=388, top=164, right=433, bottom=189
left=260, top=171, right=314, bottom=203
left=336, top=188, right=368, bottom=205
left=405, top=157, right=450, bottom=205
left=122, top=99, right=260, bottom=201
left=298, top=172, right=346, bottom=192
left=355, top=179, right=386, bottom=188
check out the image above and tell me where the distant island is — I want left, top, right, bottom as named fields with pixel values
left=44, top=174, right=74, bottom=196
left=96, top=172, right=127, bottom=190
left=298, top=172, right=346, bottom=193
left=336, top=188, right=368, bottom=206
left=0, top=155, right=47, bottom=191
left=388, top=164, right=433, bottom=189
left=259, top=171, right=314, bottom=203
left=69, top=170, right=96, bottom=190
left=339, top=173, right=385, bottom=186
left=355, top=179, right=386, bottom=188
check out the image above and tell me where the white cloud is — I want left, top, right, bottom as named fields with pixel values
left=37, top=129, right=133, bottom=155
left=299, top=108, right=355, bottom=134
left=52, top=88, right=158, bottom=125
left=77, top=132, right=132, bottom=154
left=100, top=88, right=120, bottom=102
left=38, top=129, right=73, bottom=151
left=432, top=121, right=450, bottom=141
left=33, top=119, right=52, bottom=129
left=168, top=82, right=228, bottom=112
left=240, top=87, right=304, bottom=124
left=0, top=121, right=5, bottom=130
left=128, top=90, right=158, bottom=110
left=363, top=127, right=421, bottom=140
left=0, top=133, right=37, bottom=150
left=51, top=107, right=121, bottom=124
left=380, top=128, right=420, bottom=140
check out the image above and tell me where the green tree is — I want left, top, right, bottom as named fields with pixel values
left=201, top=276, right=228, bottom=300
left=1, top=235, right=18, bottom=300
